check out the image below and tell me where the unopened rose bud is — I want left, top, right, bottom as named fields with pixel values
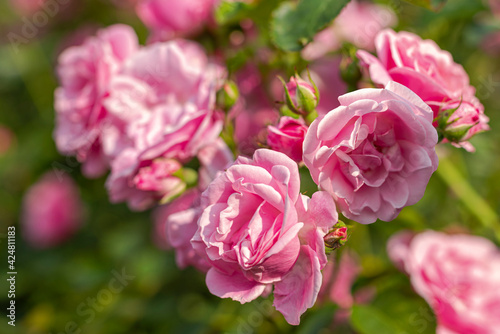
left=324, top=221, right=348, bottom=252
left=133, top=158, right=188, bottom=204
left=281, top=72, right=319, bottom=115
left=436, top=100, right=490, bottom=146
left=216, top=80, right=239, bottom=112
left=267, top=116, right=308, bottom=162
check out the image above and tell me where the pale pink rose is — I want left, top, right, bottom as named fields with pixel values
left=393, top=231, right=500, bottom=334
left=104, top=39, right=225, bottom=210
left=153, top=189, right=210, bottom=271
left=136, top=0, right=217, bottom=42
left=21, top=172, right=83, bottom=248
left=192, top=149, right=338, bottom=325
left=267, top=116, right=308, bottom=162
left=303, top=82, right=439, bottom=224
left=54, top=24, right=139, bottom=178
left=357, top=29, right=489, bottom=150
left=302, top=0, right=397, bottom=61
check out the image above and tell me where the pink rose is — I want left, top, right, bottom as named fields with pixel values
left=54, top=24, right=139, bottom=178
left=388, top=231, right=500, bottom=334
left=386, top=230, right=415, bottom=273
left=267, top=116, right=308, bottom=162
left=303, top=82, right=439, bottom=224
left=301, top=0, right=397, bottom=61
left=22, top=172, right=83, bottom=248
left=357, top=29, right=489, bottom=150
left=136, top=0, right=217, bottom=42
left=192, top=149, right=338, bottom=325
left=104, top=39, right=225, bottom=210
left=153, top=189, right=210, bottom=271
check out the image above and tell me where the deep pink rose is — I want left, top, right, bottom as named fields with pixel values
left=267, top=116, right=308, bottom=162
left=22, top=172, right=83, bottom=248
left=302, top=0, right=397, bottom=60
left=54, top=24, right=139, bottom=178
left=357, top=29, right=489, bottom=151
left=136, top=0, right=217, bottom=42
left=389, top=231, right=500, bottom=334
left=303, top=82, right=439, bottom=224
left=104, top=39, right=224, bottom=210
left=192, top=149, right=338, bottom=325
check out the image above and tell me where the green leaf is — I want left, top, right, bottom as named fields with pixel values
left=215, top=0, right=253, bottom=25
left=270, top=0, right=350, bottom=52
left=351, top=305, right=408, bottom=334
left=403, top=0, right=447, bottom=11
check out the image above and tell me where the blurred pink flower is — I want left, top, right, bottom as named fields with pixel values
left=136, top=0, right=217, bottom=42
left=54, top=24, right=139, bottom=178
left=320, top=252, right=360, bottom=309
left=388, top=231, right=500, bottom=334
left=153, top=189, right=210, bottom=271
left=231, top=64, right=279, bottom=156
left=302, top=0, right=397, bottom=60
left=0, top=125, right=15, bottom=156
left=22, top=172, right=83, bottom=248
left=104, top=39, right=225, bottom=210
left=357, top=29, right=489, bottom=151
left=307, top=56, right=348, bottom=116
left=386, top=230, right=415, bottom=273
left=153, top=139, right=233, bottom=270
left=303, top=82, right=439, bottom=224
left=192, top=149, right=338, bottom=325
left=267, top=116, right=308, bottom=162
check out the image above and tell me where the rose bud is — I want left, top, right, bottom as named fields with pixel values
left=281, top=73, right=319, bottom=116
left=216, top=80, right=240, bottom=112
left=267, top=116, right=308, bottom=162
left=324, top=221, right=349, bottom=252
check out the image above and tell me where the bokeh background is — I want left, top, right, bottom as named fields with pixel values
left=0, top=0, right=499, bottom=333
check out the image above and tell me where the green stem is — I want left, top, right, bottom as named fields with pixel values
left=437, top=157, right=500, bottom=241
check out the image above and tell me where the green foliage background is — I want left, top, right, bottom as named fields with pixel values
left=0, top=0, right=499, bottom=333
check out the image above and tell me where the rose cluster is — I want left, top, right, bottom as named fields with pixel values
left=49, top=0, right=492, bottom=326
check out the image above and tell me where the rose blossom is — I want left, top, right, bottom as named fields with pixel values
left=303, top=82, right=439, bottom=224
left=22, top=172, right=83, bottom=248
left=357, top=29, right=489, bottom=151
left=267, top=116, right=308, bottom=162
left=388, top=231, right=500, bottom=334
left=191, top=149, right=338, bottom=325
left=104, top=39, right=225, bottom=210
left=136, top=0, right=217, bottom=42
left=54, top=24, right=139, bottom=178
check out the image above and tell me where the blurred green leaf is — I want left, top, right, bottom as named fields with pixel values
left=215, top=0, right=253, bottom=25
left=403, top=0, right=447, bottom=11
left=351, top=305, right=407, bottom=334
left=270, top=0, right=349, bottom=51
